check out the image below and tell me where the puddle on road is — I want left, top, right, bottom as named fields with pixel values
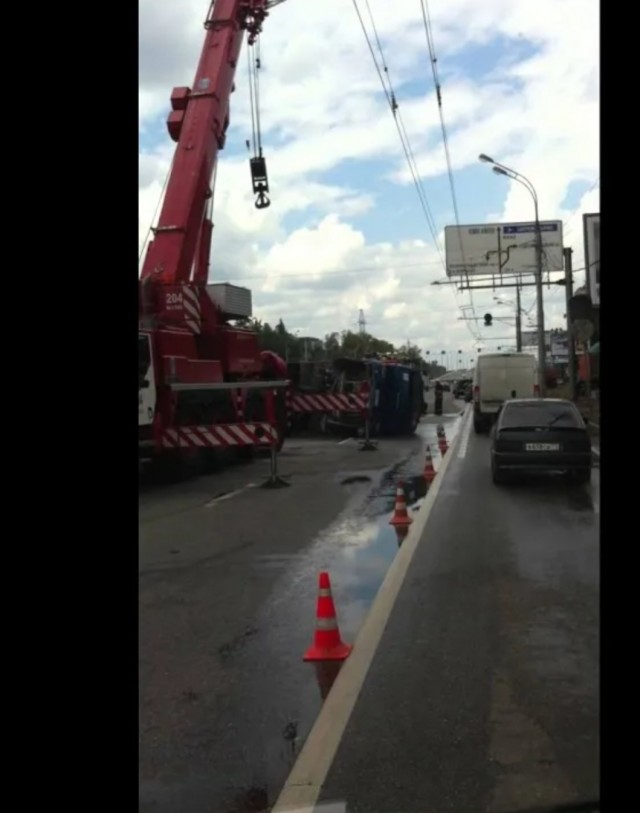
left=282, top=413, right=464, bottom=641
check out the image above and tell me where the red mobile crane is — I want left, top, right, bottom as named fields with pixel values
left=138, top=0, right=289, bottom=477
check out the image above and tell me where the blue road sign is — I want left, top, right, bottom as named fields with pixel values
left=502, top=223, right=559, bottom=235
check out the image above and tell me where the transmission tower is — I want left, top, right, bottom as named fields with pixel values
left=358, top=309, right=366, bottom=335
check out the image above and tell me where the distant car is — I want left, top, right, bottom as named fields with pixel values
left=441, top=382, right=451, bottom=392
left=490, top=398, right=592, bottom=485
left=453, top=378, right=472, bottom=398
left=463, top=382, right=472, bottom=402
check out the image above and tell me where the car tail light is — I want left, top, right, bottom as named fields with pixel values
left=473, top=385, right=480, bottom=403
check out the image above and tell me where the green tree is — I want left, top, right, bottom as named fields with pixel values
left=395, top=341, right=423, bottom=364
left=323, top=332, right=341, bottom=359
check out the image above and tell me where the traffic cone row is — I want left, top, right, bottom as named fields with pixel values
left=303, top=434, right=453, bottom=667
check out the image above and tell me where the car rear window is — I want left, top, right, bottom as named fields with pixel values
left=499, top=402, right=582, bottom=429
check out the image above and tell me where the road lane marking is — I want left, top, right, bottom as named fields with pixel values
left=204, top=483, right=257, bottom=508
left=457, top=406, right=473, bottom=458
left=271, top=406, right=466, bottom=813
left=337, top=437, right=353, bottom=446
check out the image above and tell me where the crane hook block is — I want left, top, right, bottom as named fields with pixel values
left=250, top=155, right=271, bottom=209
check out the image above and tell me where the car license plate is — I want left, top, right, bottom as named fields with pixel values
left=525, top=443, right=560, bottom=451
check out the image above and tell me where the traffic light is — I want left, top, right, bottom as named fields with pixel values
left=484, top=313, right=493, bottom=326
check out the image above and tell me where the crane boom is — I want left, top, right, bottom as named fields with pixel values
left=140, top=0, right=269, bottom=288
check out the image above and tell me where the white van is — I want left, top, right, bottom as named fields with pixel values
left=472, top=352, right=538, bottom=433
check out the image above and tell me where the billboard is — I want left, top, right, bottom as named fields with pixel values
left=583, top=213, right=600, bottom=307
left=444, top=220, right=564, bottom=277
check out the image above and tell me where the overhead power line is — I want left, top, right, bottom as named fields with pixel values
left=418, top=0, right=481, bottom=340
left=352, top=0, right=444, bottom=266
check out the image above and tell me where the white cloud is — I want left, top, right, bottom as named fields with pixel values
left=139, top=0, right=598, bottom=354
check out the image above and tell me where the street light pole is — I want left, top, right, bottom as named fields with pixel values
left=479, top=154, right=546, bottom=394
left=531, top=193, right=546, bottom=395
left=515, top=284, right=523, bottom=351
left=562, top=247, right=577, bottom=396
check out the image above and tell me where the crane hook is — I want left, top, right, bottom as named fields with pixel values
left=249, top=154, right=271, bottom=209
left=255, top=190, right=271, bottom=209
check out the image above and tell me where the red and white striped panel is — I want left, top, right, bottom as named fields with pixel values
left=291, top=393, right=367, bottom=413
left=161, top=422, right=278, bottom=448
left=182, top=284, right=201, bottom=334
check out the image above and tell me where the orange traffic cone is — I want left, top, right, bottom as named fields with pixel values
left=389, top=481, right=413, bottom=527
left=424, top=446, right=436, bottom=483
left=303, top=572, right=352, bottom=661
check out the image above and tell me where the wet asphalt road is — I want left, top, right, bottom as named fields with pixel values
left=139, top=400, right=463, bottom=812
left=317, top=409, right=599, bottom=813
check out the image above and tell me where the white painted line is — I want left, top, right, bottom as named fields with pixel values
left=457, top=406, right=472, bottom=458
left=591, top=445, right=600, bottom=458
left=204, top=483, right=257, bottom=508
left=271, top=409, right=464, bottom=813
left=337, top=437, right=353, bottom=446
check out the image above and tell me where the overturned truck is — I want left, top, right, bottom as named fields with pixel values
left=287, top=357, right=425, bottom=437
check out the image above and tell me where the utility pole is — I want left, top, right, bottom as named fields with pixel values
left=515, top=284, right=522, bottom=351
left=563, top=247, right=576, bottom=397
left=534, top=207, right=546, bottom=395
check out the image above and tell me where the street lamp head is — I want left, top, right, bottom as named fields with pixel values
left=492, top=166, right=508, bottom=177
left=478, top=153, right=494, bottom=164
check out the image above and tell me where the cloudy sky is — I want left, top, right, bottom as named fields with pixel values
left=139, top=0, right=599, bottom=360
